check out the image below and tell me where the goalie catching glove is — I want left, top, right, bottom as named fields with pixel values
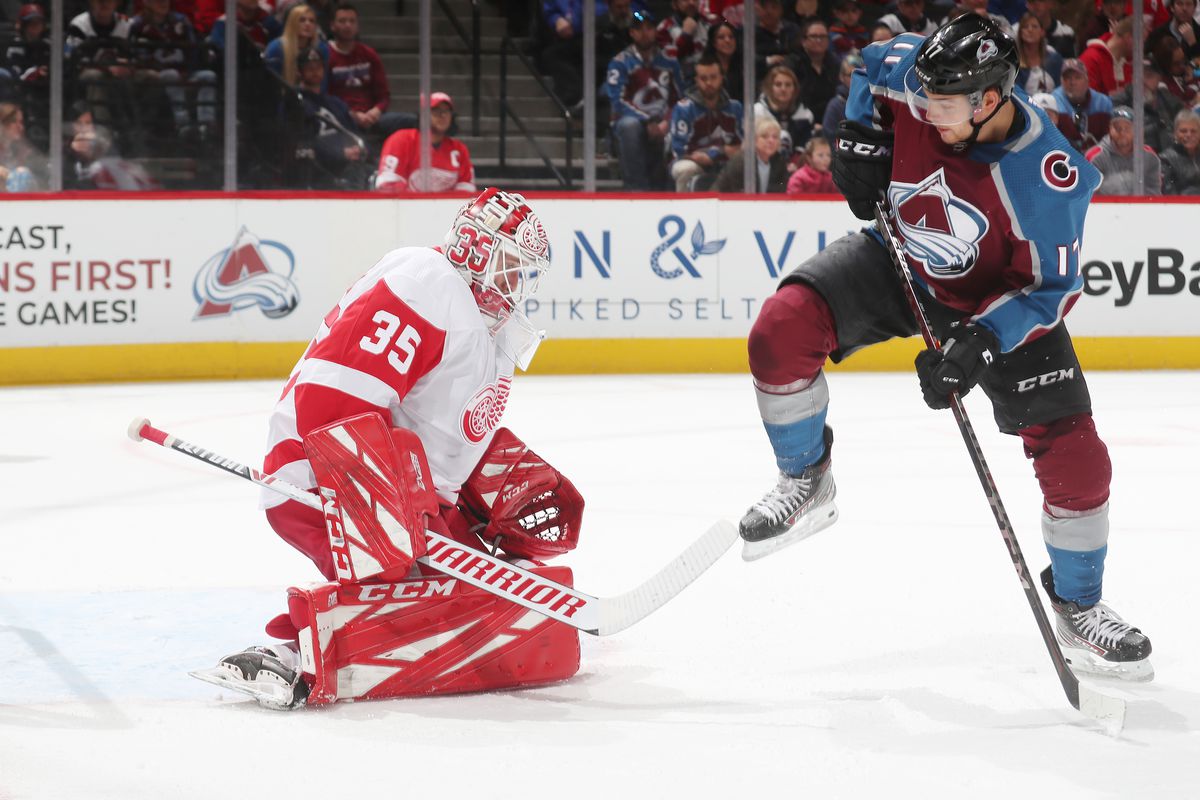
left=832, top=120, right=894, bottom=221
left=458, top=427, right=584, bottom=560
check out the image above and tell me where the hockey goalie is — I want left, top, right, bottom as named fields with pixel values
left=192, top=189, right=585, bottom=709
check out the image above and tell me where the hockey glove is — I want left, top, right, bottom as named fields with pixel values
left=915, top=322, right=999, bottom=409
left=831, top=120, right=894, bottom=221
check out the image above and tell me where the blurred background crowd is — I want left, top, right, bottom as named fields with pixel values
left=0, top=0, right=1195, bottom=193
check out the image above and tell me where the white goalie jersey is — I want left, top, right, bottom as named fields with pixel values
left=262, top=246, right=516, bottom=508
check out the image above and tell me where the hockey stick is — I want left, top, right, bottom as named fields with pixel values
left=872, top=203, right=1125, bottom=731
left=127, top=418, right=736, bottom=637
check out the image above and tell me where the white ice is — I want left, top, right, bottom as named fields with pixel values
left=1, top=372, right=1197, bottom=798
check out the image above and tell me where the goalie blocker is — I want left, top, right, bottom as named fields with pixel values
left=272, top=412, right=584, bottom=703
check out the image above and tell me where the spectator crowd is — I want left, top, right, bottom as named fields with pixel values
left=535, top=0, right=1200, bottom=193
left=0, top=0, right=475, bottom=191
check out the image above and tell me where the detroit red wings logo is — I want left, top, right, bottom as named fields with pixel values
left=461, top=376, right=512, bottom=444
left=519, top=216, right=548, bottom=257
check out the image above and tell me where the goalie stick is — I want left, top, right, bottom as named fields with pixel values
left=127, top=417, right=736, bottom=636
left=873, top=203, right=1126, bottom=732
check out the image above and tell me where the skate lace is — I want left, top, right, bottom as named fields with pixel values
left=751, top=473, right=813, bottom=523
left=1071, top=603, right=1136, bottom=648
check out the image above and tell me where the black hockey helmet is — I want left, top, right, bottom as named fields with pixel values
left=913, top=14, right=1018, bottom=102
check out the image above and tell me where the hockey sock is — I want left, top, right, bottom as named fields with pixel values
left=1045, top=543, right=1106, bottom=608
left=755, top=371, right=829, bottom=475
left=1042, top=502, right=1109, bottom=606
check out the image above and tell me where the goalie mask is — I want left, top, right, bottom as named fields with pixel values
left=444, top=188, right=550, bottom=371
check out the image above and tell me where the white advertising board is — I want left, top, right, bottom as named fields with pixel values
left=0, top=196, right=1196, bottom=352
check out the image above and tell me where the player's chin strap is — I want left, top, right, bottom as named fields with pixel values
left=954, top=95, right=1010, bottom=152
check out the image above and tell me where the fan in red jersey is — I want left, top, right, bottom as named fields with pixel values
left=373, top=91, right=476, bottom=193
left=190, top=189, right=585, bottom=710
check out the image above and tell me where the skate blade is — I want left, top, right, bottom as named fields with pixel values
left=189, top=667, right=299, bottom=710
left=741, top=503, right=838, bottom=562
left=1062, top=649, right=1155, bottom=683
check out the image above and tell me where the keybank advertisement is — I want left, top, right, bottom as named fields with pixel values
left=0, top=197, right=1196, bottom=348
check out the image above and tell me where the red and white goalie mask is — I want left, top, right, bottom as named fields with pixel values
left=444, top=188, right=550, bottom=371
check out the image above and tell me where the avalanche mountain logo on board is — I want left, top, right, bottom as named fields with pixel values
left=194, top=227, right=300, bottom=319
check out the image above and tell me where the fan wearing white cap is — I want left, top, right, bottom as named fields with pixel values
left=374, top=91, right=477, bottom=192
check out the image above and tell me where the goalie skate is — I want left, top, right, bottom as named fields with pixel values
left=1041, top=567, right=1154, bottom=682
left=190, top=645, right=311, bottom=710
left=740, top=426, right=838, bottom=562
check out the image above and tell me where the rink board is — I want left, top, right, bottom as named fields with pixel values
left=0, top=193, right=1197, bottom=383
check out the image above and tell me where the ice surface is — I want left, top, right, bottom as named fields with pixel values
left=2, top=373, right=1198, bottom=798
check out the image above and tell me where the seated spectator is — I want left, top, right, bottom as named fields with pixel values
left=1160, top=109, right=1200, bottom=193
left=64, top=101, right=159, bottom=189
left=1075, top=0, right=1124, bottom=54
left=0, top=102, right=44, bottom=190
left=656, top=0, right=711, bottom=84
left=715, top=117, right=789, bottom=191
left=277, top=0, right=336, bottom=35
left=829, top=0, right=870, bottom=58
left=265, top=4, right=329, bottom=88
left=1051, top=58, right=1112, bottom=151
left=1016, top=11, right=1063, bottom=94
left=791, top=18, right=841, bottom=120
left=822, top=52, right=862, bottom=142
left=130, top=0, right=217, bottom=139
left=67, top=0, right=136, bottom=138
left=1154, top=34, right=1200, bottom=104
left=1030, top=91, right=1084, bottom=143
left=753, top=64, right=815, bottom=167
left=703, top=20, right=745, bottom=102
left=207, top=0, right=283, bottom=52
left=2, top=5, right=50, bottom=88
left=670, top=53, right=743, bottom=191
left=787, top=135, right=836, bottom=193
left=1111, top=58, right=1183, bottom=153
left=606, top=10, right=683, bottom=189
left=1024, top=0, right=1075, bottom=58
left=957, top=0, right=1013, bottom=35
left=1079, top=14, right=1134, bottom=95
left=597, top=0, right=637, bottom=75
left=374, top=91, right=475, bottom=192
left=755, top=0, right=801, bottom=82
left=870, top=20, right=895, bottom=40
left=986, top=0, right=1024, bottom=24
left=1086, top=105, right=1162, bottom=194
left=327, top=2, right=412, bottom=139
left=1148, top=0, right=1200, bottom=62
left=540, top=0, right=646, bottom=107
left=876, top=0, right=943, bottom=36
left=291, top=46, right=365, bottom=186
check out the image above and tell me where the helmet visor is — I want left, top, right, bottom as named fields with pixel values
left=904, top=67, right=979, bottom=127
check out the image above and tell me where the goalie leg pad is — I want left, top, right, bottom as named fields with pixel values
left=302, top=413, right=439, bottom=583
left=291, top=565, right=581, bottom=705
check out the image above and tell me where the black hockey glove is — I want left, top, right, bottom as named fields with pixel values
left=831, top=120, right=894, bottom=221
left=915, top=322, right=999, bottom=409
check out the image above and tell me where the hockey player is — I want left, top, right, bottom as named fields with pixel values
left=194, top=189, right=586, bottom=708
left=739, top=14, right=1153, bottom=681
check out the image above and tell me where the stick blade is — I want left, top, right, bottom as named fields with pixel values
left=596, top=520, right=738, bottom=636
left=1077, top=682, right=1127, bottom=736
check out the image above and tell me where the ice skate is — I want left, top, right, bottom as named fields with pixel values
left=190, top=644, right=310, bottom=710
left=740, top=426, right=838, bottom=562
left=1041, top=567, right=1154, bottom=682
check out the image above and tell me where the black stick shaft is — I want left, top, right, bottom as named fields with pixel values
left=873, top=203, right=1080, bottom=710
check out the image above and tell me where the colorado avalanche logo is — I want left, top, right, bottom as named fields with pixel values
left=461, top=375, right=511, bottom=444
left=889, top=169, right=989, bottom=277
left=194, top=227, right=299, bottom=319
left=1040, top=150, right=1079, bottom=192
left=976, top=39, right=998, bottom=62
